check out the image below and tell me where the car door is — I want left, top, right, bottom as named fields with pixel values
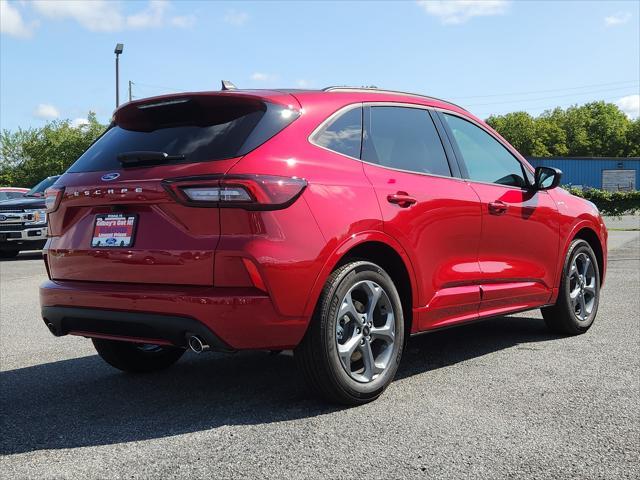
left=439, top=112, right=560, bottom=317
left=361, top=105, right=483, bottom=332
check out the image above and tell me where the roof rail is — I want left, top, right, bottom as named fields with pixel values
left=322, top=86, right=467, bottom=112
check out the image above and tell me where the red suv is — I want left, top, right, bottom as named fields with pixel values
left=40, top=86, right=607, bottom=404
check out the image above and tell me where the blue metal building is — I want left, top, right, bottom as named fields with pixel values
left=527, top=157, right=640, bottom=191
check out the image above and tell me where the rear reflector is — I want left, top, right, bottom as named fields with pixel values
left=163, top=175, right=307, bottom=210
left=242, top=257, right=267, bottom=292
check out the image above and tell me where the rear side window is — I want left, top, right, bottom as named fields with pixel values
left=442, top=113, right=528, bottom=188
left=68, top=97, right=299, bottom=173
left=362, top=106, right=451, bottom=176
left=312, top=106, right=362, bottom=158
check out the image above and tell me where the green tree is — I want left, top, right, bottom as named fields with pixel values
left=534, top=115, right=569, bottom=156
left=0, top=112, right=105, bottom=187
left=626, top=118, right=640, bottom=156
left=486, top=111, right=543, bottom=156
left=561, top=102, right=629, bottom=156
left=488, top=101, right=636, bottom=158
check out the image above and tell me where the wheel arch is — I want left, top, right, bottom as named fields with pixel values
left=573, top=227, right=605, bottom=285
left=302, top=233, right=419, bottom=335
left=336, top=241, right=414, bottom=335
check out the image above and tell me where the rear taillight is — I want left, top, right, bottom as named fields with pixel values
left=44, top=187, right=64, bottom=213
left=163, top=175, right=307, bottom=210
left=182, top=186, right=253, bottom=203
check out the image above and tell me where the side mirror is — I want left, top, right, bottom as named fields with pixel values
left=534, top=166, right=562, bottom=191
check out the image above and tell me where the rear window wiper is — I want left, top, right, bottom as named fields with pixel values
left=117, top=151, right=186, bottom=167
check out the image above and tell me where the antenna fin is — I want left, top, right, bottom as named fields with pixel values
left=221, top=80, right=237, bottom=91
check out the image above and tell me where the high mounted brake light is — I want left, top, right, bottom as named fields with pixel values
left=162, top=175, right=307, bottom=210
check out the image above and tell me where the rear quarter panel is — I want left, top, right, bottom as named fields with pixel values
left=226, top=95, right=389, bottom=322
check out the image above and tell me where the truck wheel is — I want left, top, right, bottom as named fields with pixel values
left=541, top=239, right=600, bottom=335
left=295, top=261, right=404, bottom=405
left=92, top=339, right=185, bottom=373
left=0, top=250, right=20, bottom=259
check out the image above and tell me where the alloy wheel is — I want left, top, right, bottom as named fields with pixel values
left=569, top=252, right=597, bottom=322
left=335, top=280, right=396, bottom=383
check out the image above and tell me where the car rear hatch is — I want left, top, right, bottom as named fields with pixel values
left=46, top=92, right=300, bottom=286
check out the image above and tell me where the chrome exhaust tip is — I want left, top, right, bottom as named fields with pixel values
left=188, top=335, right=209, bottom=354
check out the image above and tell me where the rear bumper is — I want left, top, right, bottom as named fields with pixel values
left=42, top=306, right=233, bottom=351
left=39, top=280, right=308, bottom=350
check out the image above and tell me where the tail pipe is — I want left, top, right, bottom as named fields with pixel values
left=188, top=335, right=210, bottom=354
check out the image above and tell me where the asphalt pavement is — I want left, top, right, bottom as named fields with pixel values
left=0, top=222, right=638, bottom=479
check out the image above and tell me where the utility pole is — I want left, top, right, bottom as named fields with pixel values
left=114, top=43, right=124, bottom=108
left=128, top=80, right=133, bottom=102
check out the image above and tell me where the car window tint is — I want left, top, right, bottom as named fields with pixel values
left=442, top=113, right=527, bottom=188
left=363, top=106, right=451, bottom=176
left=68, top=99, right=298, bottom=173
left=313, top=106, right=362, bottom=158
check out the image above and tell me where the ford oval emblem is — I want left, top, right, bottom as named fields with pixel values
left=0, top=215, right=6, bottom=221
left=101, top=172, right=120, bottom=181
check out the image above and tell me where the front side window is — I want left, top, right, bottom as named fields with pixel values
left=442, top=113, right=528, bottom=188
left=312, top=106, right=362, bottom=158
left=362, top=106, right=451, bottom=176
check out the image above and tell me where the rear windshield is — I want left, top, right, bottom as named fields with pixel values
left=68, top=96, right=299, bottom=173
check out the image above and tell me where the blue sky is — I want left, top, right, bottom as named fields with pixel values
left=1, top=0, right=639, bottom=131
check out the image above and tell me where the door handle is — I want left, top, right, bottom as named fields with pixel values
left=387, top=192, right=417, bottom=208
left=488, top=200, right=508, bottom=215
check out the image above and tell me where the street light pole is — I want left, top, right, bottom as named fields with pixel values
left=114, top=43, right=124, bottom=108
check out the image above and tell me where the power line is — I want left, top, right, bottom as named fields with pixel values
left=474, top=92, right=638, bottom=117
left=465, top=84, right=639, bottom=107
left=451, top=79, right=639, bottom=100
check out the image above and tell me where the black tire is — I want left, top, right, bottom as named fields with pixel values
left=541, top=239, right=600, bottom=335
left=0, top=250, right=20, bottom=259
left=295, top=261, right=405, bottom=405
left=92, top=338, right=185, bottom=373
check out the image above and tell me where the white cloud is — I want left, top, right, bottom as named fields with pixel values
left=71, top=117, right=90, bottom=129
left=127, top=0, right=167, bottom=29
left=224, top=9, right=248, bottom=26
left=31, top=0, right=124, bottom=32
left=604, top=12, right=631, bottom=27
left=0, top=0, right=37, bottom=38
left=251, top=72, right=277, bottom=82
left=30, top=0, right=194, bottom=32
left=417, top=0, right=509, bottom=25
left=33, top=104, right=59, bottom=120
left=616, top=94, right=640, bottom=119
left=170, top=14, right=196, bottom=28
left=296, top=79, right=311, bottom=88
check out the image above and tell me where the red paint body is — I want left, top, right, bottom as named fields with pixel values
left=40, top=89, right=607, bottom=350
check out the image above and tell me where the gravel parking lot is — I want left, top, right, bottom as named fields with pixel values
left=1, top=223, right=638, bottom=479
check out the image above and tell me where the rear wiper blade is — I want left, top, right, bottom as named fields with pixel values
left=117, top=151, right=186, bottom=167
